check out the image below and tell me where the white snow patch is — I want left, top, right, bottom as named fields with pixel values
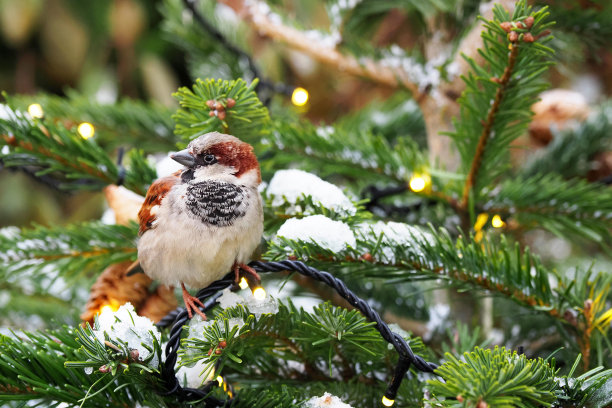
left=217, top=288, right=278, bottom=319
left=176, top=359, right=215, bottom=388
left=267, top=169, right=356, bottom=215
left=0, top=226, right=20, bottom=239
left=304, top=392, right=354, bottom=408
left=357, top=221, right=434, bottom=263
left=276, top=215, right=356, bottom=252
left=93, top=303, right=161, bottom=368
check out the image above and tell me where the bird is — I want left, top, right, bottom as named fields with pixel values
left=136, top=132, right=263, bottom=319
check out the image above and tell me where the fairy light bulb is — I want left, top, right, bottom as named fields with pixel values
left=252, top=287, right=266, bottom=300
left=238, top=277, right=249, bottom=290
left=78, top=122, right=95, bottom=139
left=474, top=213, right=489, bottom=231
left=28, top=103, right=44, bottom=119
left=382, top=396, right=395, bottom=406
left=491, top=214, right=505, bottom=228
left=291, top=87, right=309, bottom=107
left=216, top=376, right=224, bottom=387
left=98, top=299, right=120, bottom=315
left=100, top=305, right=114, bottom=314
left=409, top=173, right=430, bottom=192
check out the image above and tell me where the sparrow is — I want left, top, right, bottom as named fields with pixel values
left=137, top=132, right=263, bottom=319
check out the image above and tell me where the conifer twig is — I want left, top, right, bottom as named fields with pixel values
left=460, top=43, right=520, bottom=209
left=221, top=0, right=422, bottom=97
left=2, top=134, right=113, bottom=184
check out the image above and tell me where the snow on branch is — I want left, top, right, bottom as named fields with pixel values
left=222, top=0, right=421, bottom=96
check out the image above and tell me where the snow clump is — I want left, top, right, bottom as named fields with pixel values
left=357, top=221, right=434, bottom=263
left=304, top=392, right=354, bottom=408
left=93, top=303, right=161, bottom=368
left=217, top=287, right=278, bottom=319
left=276, top=215, right=356, bottom=253
left=267, top=169, right=356, bottom=215
left=176, top=359, right=215, bottom=388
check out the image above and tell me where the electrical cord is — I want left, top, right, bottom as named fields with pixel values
left=158, top=260, right=439, bottom=406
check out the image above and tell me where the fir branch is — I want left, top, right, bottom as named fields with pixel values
left=452, top=1, right=554, bottom=208
left=0, top=222, right=138, bottom=283
left=162, top=0, right=255, bottom=87
left=266, top=121, right=454, bottom=206
left=0, top=106, right=156, bottom=195
left=0, top=327, right=167, bottom=407
left=7, top=92, right=176, bottom=152
left=178, top=0, right=292, bottom=104
left=485, top=174, right=612, bottom=245
left=461, top=42, right=519, bottom=208
left=266, top=224, right=578, bottom=323
left=173, top=78, right=270, bottom=143
left=427, top=346, right=558, bottom=407
left=180, top=300, right=431, bottom=403
left=520, top=103, right=612, bottom=179
left=555, top=355, right=612, bottom=407
left=221, top=0, right=422, bottom=97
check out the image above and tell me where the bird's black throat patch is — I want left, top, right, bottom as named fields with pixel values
left=185, top=180, right=249, bottom=226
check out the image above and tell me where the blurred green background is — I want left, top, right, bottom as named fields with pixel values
left=1, top=0, right=612, bottom=228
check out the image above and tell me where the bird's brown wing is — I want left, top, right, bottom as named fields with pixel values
left=138, top=171, right=181, bottom=235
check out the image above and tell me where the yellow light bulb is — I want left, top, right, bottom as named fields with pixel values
left=98, top=299, right=120, bottom=315
left=78, top=122, right=95, bottom=139
left=239, top=277, right=249, bottom=290
left=253, top=287, right=266, bottom=300
left=382, top=396, right=395, bottom=406
left=100, top=305, right=114, bottom=314
left=291, top=87, right=309, bottom=107
left=409, top=173, right=430, bottom=193
left=216, top=376, right=224, bottom=387
left=28, top=103, right=44, bottom=119
left=491, top=214, right=505, bottom=228
left=474, top=213, right=489, bottom=231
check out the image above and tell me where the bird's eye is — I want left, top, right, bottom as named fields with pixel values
left=203, top=154, right=216, bottom=164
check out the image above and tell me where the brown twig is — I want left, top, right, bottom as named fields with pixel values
left=579, top=299, right=593, bottom=370
left=2, top=134, right=113, bottom=183
left=460, top=43, right=520, bottom=209
left=220, top=0, right=422, bottom=98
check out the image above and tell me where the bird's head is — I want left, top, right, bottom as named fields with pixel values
left=171, top=132, right=261, bottom=186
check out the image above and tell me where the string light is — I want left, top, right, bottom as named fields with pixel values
left=27, top=103, right=44, bottom=119
left=491, top=214, right=506, bottom=228
left=238, top=277, right=249, bottom=290
left=216, top=376, right=224, bottom=387
left=408, top=173, right=430, bottom=193
left=382, top=396, right=395, bottom=406
left=252, top=286, right=266, bottom=300
left=98, top=299, right=120, bottom=315
left=474, top=213, right=489, bottom=243
left=78, top=122, right=95, bottom=139
left=291, top=87, right=309, bottom=107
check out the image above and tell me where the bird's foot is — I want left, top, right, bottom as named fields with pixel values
left=181, top=283, right=207, bottom=320
left=233, top=263, right=261, bottom=283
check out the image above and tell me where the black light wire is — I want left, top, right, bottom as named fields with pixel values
left=157, top=260, right=439, bottom=406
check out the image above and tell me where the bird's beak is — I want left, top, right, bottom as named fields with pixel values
left=170, top=149, right=195, bottom=168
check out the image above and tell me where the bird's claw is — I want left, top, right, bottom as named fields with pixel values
left=233, top=263, right=261, bottom=284
left=181, top=283, right=207, bottom=320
